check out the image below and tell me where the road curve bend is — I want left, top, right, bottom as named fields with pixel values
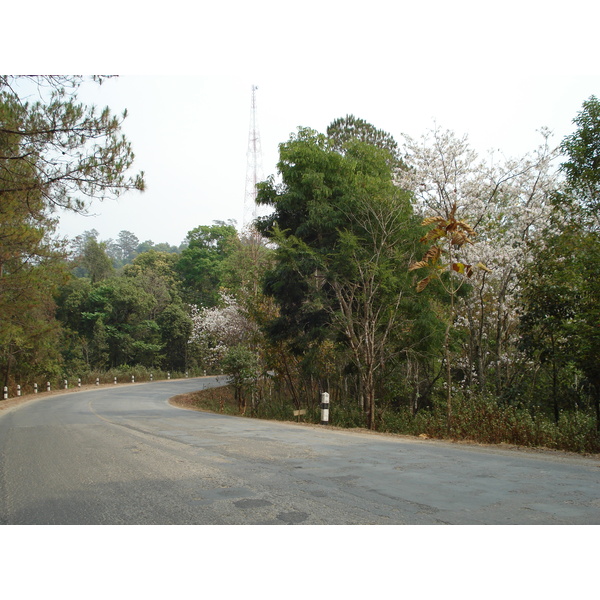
left=1, top=377, right=599, bottom=524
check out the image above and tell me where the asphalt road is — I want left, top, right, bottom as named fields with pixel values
left=1, top=377, right=599, bottom=524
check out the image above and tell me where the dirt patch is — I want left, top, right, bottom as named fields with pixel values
left=170, top=385, right=237, bottom=415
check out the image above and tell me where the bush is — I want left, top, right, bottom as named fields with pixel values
left=556, top=410, right=599, bottom=453
left=186, top=383, right=600, bottom=454
left=374, top=394, right=600, bottom=453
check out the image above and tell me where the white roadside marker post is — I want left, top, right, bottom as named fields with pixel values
left=320, top=392, right=330, bottom=425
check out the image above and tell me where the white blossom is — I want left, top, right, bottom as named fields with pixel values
left=400, top=125, right=562, bottom=392
left=189, top=293, right=257, bottom=367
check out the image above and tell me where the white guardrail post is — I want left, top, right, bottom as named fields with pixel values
left=320, top=392, right=330, bottom=425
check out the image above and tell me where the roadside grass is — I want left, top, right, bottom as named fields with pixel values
left=175, top=385, right=600, bottom=455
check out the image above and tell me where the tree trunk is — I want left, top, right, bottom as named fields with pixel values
left=3, top=343, right=13, bottom=391
left=550, top=333, right=559, bottom=423
left=364, top=370, right=376, bottom=430
left=445, top=289, right=455, bottom=434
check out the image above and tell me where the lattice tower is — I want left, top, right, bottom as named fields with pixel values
left=243, top=84, right=264, bottom=228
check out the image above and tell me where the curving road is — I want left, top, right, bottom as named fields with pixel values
left=1, top=377, right=599, bottom=525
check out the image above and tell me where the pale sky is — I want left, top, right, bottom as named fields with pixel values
left=7, top=0, right=600, bottom=248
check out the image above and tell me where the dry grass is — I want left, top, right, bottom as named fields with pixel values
left=170, top=385, right=238, bottom=415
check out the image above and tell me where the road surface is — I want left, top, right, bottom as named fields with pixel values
left=1, top=377, right=599, bottom=524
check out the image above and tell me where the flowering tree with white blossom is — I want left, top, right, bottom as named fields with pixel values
left=400, top=126, right=561, bottom=403
left=189, top=293, right=257, bottom=371
left=409, top=201, right=490, bottom=426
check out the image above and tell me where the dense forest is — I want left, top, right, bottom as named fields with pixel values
left=2, top=76, right=599, bottom=452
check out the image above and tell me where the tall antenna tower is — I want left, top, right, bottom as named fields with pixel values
left=243, top=84, right=264, bottom=228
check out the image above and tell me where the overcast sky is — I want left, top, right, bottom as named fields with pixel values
left=8, top=0, right=600, bottom=249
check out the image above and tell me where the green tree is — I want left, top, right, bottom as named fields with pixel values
left=326, top=191, right=420, bottom=428
left=1, top=96, right=67, bottom=386
left=221, top=229, right=274, bottom=304
left=81, top=237, right=114, bottom=283
left=176, top=221, right=238, bottom=307
left=70, top=230, right=100, bottom=254
left=92, top=277, right=161, bottom=368
left=256, top=127, right=356, bottom=351
left=327, top=114, right=402, bottom=170
left=221, top=344, right=260, bottom=415
left=556, top=98, right=600, bottom=427
left=124, top=250, right=181, bottom=315
left=520, top=97, right=600, bottom=429
left=519, top=226, right=583, bottom=421
left=126, top=250, right=192, bottom=369
left=256, top=121, right=421, bottom=428
left=1, top=75, right=144, bottom=386
left=114, top=230, right=140, bottom=265
left=156, top=304, right=192, bottom=371
left=58, top=247, right=194, bottom=372
left=220, top=229, right=277, bottom=381
left=0, top=76, right=144, bottom=214
left=560, top=95, right=600, bottom=214
left=57, top=275, right=161, bottom=369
